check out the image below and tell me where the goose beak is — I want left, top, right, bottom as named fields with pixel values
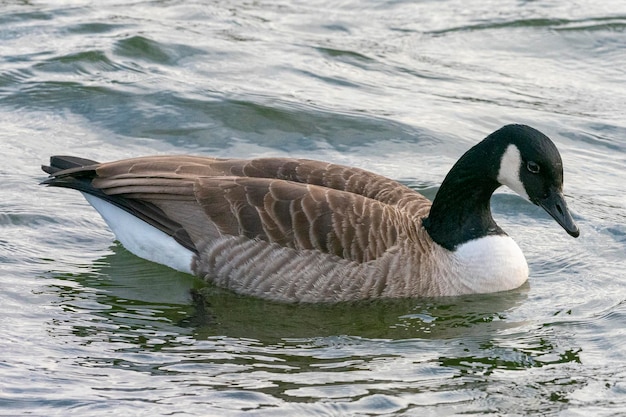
left=536, top=188, right=580, bottom=238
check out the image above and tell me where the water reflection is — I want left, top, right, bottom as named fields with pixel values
left=45, top=229, right=586, bottom=412
left=50, top=243, right=534, bottom=342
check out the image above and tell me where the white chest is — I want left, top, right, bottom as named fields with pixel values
left=449, top=235, right=529, bottom=294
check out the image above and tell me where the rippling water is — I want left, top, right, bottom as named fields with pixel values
left=1, top=1, right=625, bottom=415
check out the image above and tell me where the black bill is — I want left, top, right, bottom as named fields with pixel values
left=536, top=188, right=580, bottom=238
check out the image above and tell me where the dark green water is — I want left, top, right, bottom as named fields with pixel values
left=1, top=1, right=625, bottom=415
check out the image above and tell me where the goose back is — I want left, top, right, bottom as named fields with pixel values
left=88, top=156, right=432, bottom=262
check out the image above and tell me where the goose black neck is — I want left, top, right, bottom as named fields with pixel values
left=422, top=138, right=506, bottom=251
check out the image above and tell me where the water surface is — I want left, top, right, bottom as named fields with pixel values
left=1, top=1, right=625, bottom=415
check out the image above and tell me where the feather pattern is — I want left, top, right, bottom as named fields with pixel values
left=91, top=156, right=431, bottom=263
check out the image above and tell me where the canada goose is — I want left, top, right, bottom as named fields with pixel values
left=42, top=124, right=579, bottom=303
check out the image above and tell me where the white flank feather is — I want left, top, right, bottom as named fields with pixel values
left=82, top=193, right=194, bottom=274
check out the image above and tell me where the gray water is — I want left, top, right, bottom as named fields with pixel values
left=1, top=1, right=625, bottom=415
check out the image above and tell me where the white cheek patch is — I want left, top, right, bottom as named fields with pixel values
left=497, top=144, right=529, bottom=200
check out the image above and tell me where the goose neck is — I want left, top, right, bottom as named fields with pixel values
left=422, top=146, right=503, bottom=250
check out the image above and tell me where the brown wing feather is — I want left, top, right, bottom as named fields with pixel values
left=192, top=176, right=411, bottom=263
left=93, top=155, right=424, bottom=205
left=64, top=155, right=431, bottom=263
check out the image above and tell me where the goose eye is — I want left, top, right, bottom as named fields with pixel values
left=527, top=161, right=540, bottom=174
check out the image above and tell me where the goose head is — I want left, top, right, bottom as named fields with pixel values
left=493, top=124, right=579, bottom=238
left=423, top=124, right=579, bottom=251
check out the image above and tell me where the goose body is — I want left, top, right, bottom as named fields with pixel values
left=42, top=124, right=579, bottom=302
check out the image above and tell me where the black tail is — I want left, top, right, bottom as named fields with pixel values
left=41, top=156, right=197, bottom=254
left=41, top=155, right=102, bottom=195
left=41, top=155, right=100, bottom=175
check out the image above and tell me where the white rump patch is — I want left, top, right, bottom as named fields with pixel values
left=496, top=144, right=529, bottom=200
left=82, top=193, right=194, bottom=275
left=453, top=235, right=529, bottom=293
